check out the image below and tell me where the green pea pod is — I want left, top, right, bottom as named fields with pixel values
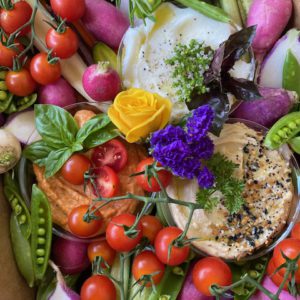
left=10, top=213, right=35, bottom=287
left=31, top=184, right=52, bottom=281
left=283, top=50, right=300, bottom=98
left=289, top=136, right=300, bottom=154
left=264, top=111, right=300, bottom=149
left=175, top=0, right=231, bottom=23
left=15, top=93, right=38, bottom=112
left=231, top=255, right=269, bottom=300
left=4, top=172, right=31, bottom=239
left=93, top=42, right=118, bottom=71
left=0, top=92, right=13, bottom=113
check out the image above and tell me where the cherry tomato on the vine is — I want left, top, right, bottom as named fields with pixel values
left=68, top=205, right=102, bottom=238
left=140, top=215, right=163, bottom=244
left=91, top=166, right=119, bottom=198
left=192, top=257, right=232, bottom=296
left=92, top=139, right=128, bottom=172
left=81, top=275, right=116, bottom=300
left=154, top=226, right=189, bottom=266
left=267, top=258, right=289, bottom=290
left=46, top=27, right=79, bottom=59
left=0, top=41, right=23, bottom=68
left=87, top=240, right=116, bottom=267
left=50, top=0, right=86, bottom=22
left=106, top=213, right=143, bottom=252
left=30, top=52, right=61, bottom=85
left=61, top=154, right=91, bottom=185
left=0, top=1, right=32, bottom=36
left=291, top=222, right=300, bottom=240
left=132, top=251, right=165, bottom=287
left=273, top=238, right=300, bottom=283
left=135, top=157, right=172, bottom=192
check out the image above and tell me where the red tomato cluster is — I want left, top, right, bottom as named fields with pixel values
left=0, top=0, right=84, bottom=97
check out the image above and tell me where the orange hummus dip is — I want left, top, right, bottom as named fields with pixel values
left=33, top=142, right=147, bottom=233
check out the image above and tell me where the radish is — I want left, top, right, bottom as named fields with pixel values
left=260, top=29, right=300, bottom=88
left=38, top=77, right=76, bottom=107
left=82, top=62, right=121, bottom=102
left=232, top=87, right=298, bottom=127
left=82, top=0, right=130, bottom=49
left=247, top=0, right=292, bottom=61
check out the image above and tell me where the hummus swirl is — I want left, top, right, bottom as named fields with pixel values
left=168, top=123, right=294, bottom=260
left=33, top=142, right=147, bottom=233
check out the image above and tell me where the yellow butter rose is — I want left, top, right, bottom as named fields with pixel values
left=108, top=88, right=172, bottom=143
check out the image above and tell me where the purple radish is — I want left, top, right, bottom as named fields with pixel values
left=247, top=0, right=292, bottom=61
left=82, top=62, right=121, bottom=102
left=38, top=77, right=76, bottom=107
left=232, top=87, right=298, bottom=127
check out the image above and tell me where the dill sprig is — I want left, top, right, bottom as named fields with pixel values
left=196, top=153, right=245, bottom=214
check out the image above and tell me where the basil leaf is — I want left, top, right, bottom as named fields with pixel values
left=35, top=104, right=78, bottom=149
left=23, top=141, right=55, bottom=166
left=76, top=114, right=111, bottom=143
left=83, top=123, right=119, bottom=149
left=44, top=148, right=73, bottom=178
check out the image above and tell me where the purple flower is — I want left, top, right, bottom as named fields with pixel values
left=187, top=105, right=214, bottom=142
left=151, top=125, right=187, bottom=146
left=189, top=136, right=214, bottom=160
left=196, top=166, right=215, bottom=188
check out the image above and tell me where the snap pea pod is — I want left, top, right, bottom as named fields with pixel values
left=283, top=50, right=300, bottom=99
left=175, top=0, right=231, bottom=23
left=289, top=136, right=300, bottom=154
left=3, top=172, right=32, bottom=239
left=31, top=184, right=52, bottom=281
left=5, top=93, right=37, bottom=114
left=264, top=111, right=300, bottom=149
left=10, top=212, right=35, bottom=287
left=231, top=255, right=269, bottom=300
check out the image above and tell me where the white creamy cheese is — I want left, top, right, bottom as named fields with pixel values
left=120, top=3, right=253, bottom=121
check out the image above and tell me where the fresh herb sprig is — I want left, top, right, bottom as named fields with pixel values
left=196, top=153, right=245, bottom=214
left=23, top=104, right=118, bottom=178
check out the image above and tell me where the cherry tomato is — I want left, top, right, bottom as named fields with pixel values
left=81, top=275, right=116, bottom=300
left=30, top=52, right=61, bottom=85
left=291, top=222, right=300, bottom=240
left=68, top=205, right=102, bottom=238
left=0, top=42, right=23, bottom=68
left=140, top=215, right=163, bottom=244
left=106, top=213, right=143, bottom=252
left=92, top=139, right=128, bottom=172
left=0, top=1, right=32, bottom=36
left=135, top=157, right=172, bottom=192
left=132, top=250, right=165, bottom=287
left=267, top=258, right=289, bottom=290
left=273, top=238, right=300, bottom=283
left=87, top=240, right=116, bottom=267
left=192, top=257, right=232, bottom=296
left=61, top=154, right=91, bottom=185
left=154, top=226, right=189, bottom=266
left=46, top=27, right=79, bottom=59
left=91, top=166, right=119, bottom=198
left=50, top=0, right=86, bottom=22
left=5, top=68, right=36, bottom=97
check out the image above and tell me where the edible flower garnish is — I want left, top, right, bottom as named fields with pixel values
left=150, top=104, right=215, bottom=188
left=165, top=39, right=214, bottom=103
left=108, top=88, right=172, bottom=143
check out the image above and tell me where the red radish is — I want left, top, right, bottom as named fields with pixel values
left=82, top=62, right=121, bottom=102
left=247, top=0, right=292, bottom=61
left=38, top=77, right=76, bottom=107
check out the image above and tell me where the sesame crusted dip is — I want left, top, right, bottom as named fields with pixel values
left=167, top=123, right=294, bottom=260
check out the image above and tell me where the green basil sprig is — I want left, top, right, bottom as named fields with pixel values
left=23, top=104, right=118, bottom=178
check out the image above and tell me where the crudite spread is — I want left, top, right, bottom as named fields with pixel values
left=167, top=123, right=294, bottom=260
left=121, top=3, right=253, bottom=121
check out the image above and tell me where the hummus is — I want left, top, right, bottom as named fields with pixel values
left=33, top=142, right=147, bottom=233
left=120, top=3, right=253, bottom=121
left=167, top=123, right=294, bottom=260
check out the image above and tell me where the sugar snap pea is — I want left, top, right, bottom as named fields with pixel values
left=264, top=111, right=300, bottom=149
left=4, top=172, right=31, bottom=239
left=31, top=184, right=52, bottom=281
left=231, top=255, right=269, bottom=300
left=10, top=213, right=35, bottom=287
left=283, top=50, right=300, bottom=98
left=289, top=136, right=300, bottom=154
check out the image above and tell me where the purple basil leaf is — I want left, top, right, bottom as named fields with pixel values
left=223, top=76, right=262, bottom=101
